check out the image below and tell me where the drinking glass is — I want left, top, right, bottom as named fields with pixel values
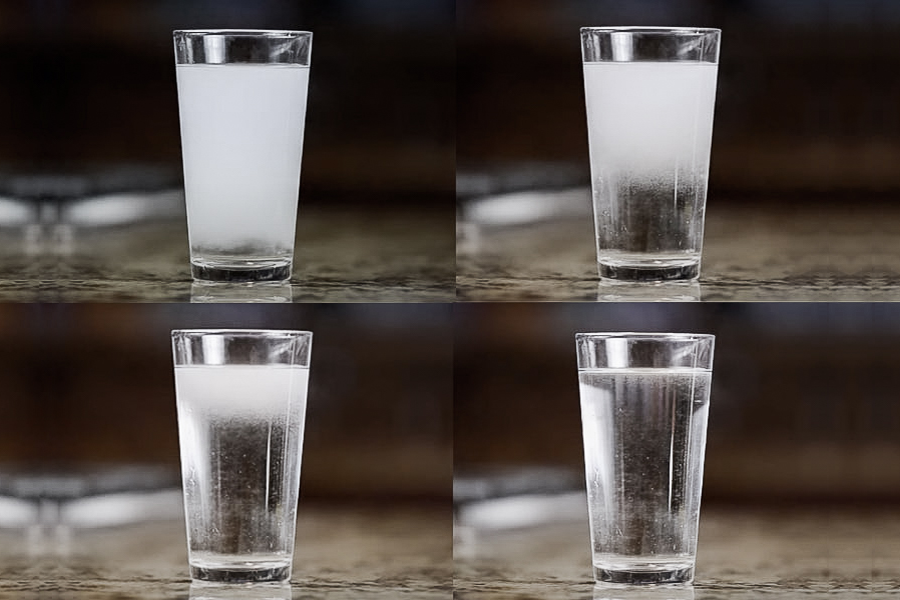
left=576, top=333, right=714, bottom=584
left=582, top=28, right=720, bottom=281
left=174, top=30, right=312, bottom=282
left=172, top=329, right=313, bottom=582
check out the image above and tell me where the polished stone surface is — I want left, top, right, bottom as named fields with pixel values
left=0, top=203, right=454, bottom=302
left=455, top=505, right=900, bottom=599
left=457, top=190, right=900, bottom=301
left=0, top=504, right=450, bottom=599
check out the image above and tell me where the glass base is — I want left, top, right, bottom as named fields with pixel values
left=191, top=564, right=291, bottom=583
left=598, top=261, right=699, bottom=282
left=594, top=565, right=693, bottom=585
left=191, top=260, right=292, bottom=283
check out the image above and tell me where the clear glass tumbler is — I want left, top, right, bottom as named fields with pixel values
left=576, top=333, right=714, bottom=584
left=581, top=28, right=720, bottom=282
left=174, top=30, right=312, bottom=282
left=172, top=329, right=313, bottom=583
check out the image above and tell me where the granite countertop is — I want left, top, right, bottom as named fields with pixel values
left=0, top=503, right=450, bottom=599
left=454, top=505, right=900, bottom=599
left=457, top=189, right=900, bottom=301
left=0, top=203, right=454, bottom=302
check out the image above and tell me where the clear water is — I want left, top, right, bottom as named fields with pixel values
left=578, top=367, right=711, bottom=578
left=174, top=365, right=310, bottom=578
left=583, top=62, right=718, bottom=277
left=176, top=64, right=310, bottom=270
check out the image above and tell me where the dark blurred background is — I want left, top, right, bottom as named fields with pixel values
left=0, top=303, right=451, bottom=501
left=455, top=303, right=900, bottom=504
left=0, top=0, right=453, bottom=203
left=458, top=0, right=900, bottom=197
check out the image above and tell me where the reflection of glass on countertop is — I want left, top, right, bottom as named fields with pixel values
left=191, top=282, right=293, bottom=303
left=597, top=281, right=701, bottom=302
left=191, top=582, right=291, bottom=600
left=594, top=584, right=694, bottom=600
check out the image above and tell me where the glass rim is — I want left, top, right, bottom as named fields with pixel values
left=576, top=332, right=714, bottom=341
left=173, top=29, right=312, bottom=37
left=580, top=26, right=720, bottom=35
left=171, top=329, right=312, bottom=338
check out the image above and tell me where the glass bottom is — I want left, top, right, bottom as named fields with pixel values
left=594, top=563, right=694, bottom=585
left=191, top=259, right=292, bottom=283
left=191, top=564, right=291, bottom=584
left=597, top=257, right=699, bottom=282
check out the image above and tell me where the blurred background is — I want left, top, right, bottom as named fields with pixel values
left=0, top=0, right=453, bottom=201
left=0, top=303, right=451, bottom=512
left=458, top=0, right=900, bottom=196
left=455, top=303, right=900, bottom=506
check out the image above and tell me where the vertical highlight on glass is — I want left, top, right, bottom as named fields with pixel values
left=576, top=333, right=714, bottom=584
left=172, top=329, right=313, bottom=583
left=582, top=28, right=720, bottom=282
left=174, top=30, right=312, bottom=282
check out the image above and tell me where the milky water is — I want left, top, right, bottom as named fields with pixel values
left=578, top=367, right=711, bottom=578
left=583, top=62, right=718, bottom=275
left=176, top=64, right=310, bottom=269
left=174, top=365, right=309, bottom=579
